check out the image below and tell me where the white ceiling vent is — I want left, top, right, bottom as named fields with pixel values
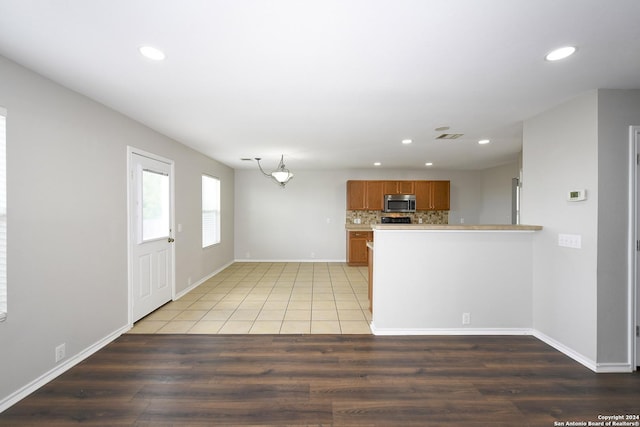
left=436, top=133, right=464, bottom=140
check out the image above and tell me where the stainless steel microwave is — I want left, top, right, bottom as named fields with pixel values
left=384, top=194, right=416, bottom=213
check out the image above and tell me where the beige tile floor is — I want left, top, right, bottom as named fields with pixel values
left=129, top=262, right=372, bottom=335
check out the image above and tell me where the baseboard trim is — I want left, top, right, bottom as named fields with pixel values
left=0, top=324, right=129, bottom=413
left=531, top=330, right=632, bottom=372
left=595, top=362, right=634, bottom=373
left=174, top=260, right=235, bottom=300
left=369, top=324, right=532, bottom=336
left=531, top=330, right=599, bottom=372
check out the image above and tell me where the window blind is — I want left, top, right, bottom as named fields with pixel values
left=202, top=175, right=220, bottom=248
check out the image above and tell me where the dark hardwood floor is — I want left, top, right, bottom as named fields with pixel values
left=1, top=334, right=638, bottom=426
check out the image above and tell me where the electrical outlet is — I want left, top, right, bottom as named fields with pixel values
left=55, top=343, right=66, bottom=363
left=558, top=234, right=582, bottom=249
left=462, top=313, right=471, bottom=325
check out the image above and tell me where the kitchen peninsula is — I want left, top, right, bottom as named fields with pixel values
left=366, top=223, right=542, bottom=335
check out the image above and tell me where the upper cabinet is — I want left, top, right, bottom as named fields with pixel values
left=365, top=181, right=384, bottom=210
left=347, top=180, right=450, bottom=211
left=414, top=181, right=431, bottom=210
left=430, top=181, right=450, bottom=210
left=346, top=180, right=366, bottom=210
left=346, top=180, right=385, bottom=210
left=383, top=180, right=414, bottom=195
left=415, top=180, right=450, bottom=210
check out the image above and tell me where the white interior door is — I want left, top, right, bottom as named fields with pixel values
left=129, top=151, right=174, bottom=323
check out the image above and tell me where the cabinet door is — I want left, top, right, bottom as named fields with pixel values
left=348, top=231, right=372, bottom=266
left=414, top=181, right=432, bottom=210
left=347, top=181, right=366, bottom=210
left=431, top=181, right=450, bottom=210
left=383, top=181, right=414, bottom=195
left=382, top=181, right=399, bottom=195
left=365, top=181, right=384, bottom=210
left=414, top=180, right=450, bottom=210
left=398, top=181, right=415, bottom=194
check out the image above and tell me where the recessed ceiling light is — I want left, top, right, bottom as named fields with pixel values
left=545, top=46, right=576, bottom=61
left=138, top=45, right=166, bottom=61
left=374, top=162, right=381, bottom=166
left=425, top=162, right=433, bottom=166
left=401, top=139, right=412, bottom=145
left=478, top=139, right=490, bottom=145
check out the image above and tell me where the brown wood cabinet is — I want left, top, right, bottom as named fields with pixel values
left=347, top=230, right=373, bottom=266
left=365, top=181, right=384, bottom=210
left=383, top=180, right=414, bottom=195
left=367, top=244, right=373, bottom=313
left=346, top=180, right=366, bottom=210
left=347, top=180, right=384, bottom=210
left=415, top=180, right=450, bottom=210
left=414, top=180, right=431, bottom=210
left=347, top=180, right=449, bottom=211
left=431, top=180, right=450, bottom=210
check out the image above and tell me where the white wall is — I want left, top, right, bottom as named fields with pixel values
left=522, top=89, right=640, bottom=368
left=0, top=55, right=235, bottom=407
left=234, top=167, right=502, bottom=261
left=234, top=169, right=347, bottom=261
left=522, top=91, right=599, bottom=362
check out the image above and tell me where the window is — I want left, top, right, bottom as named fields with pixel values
left=0, top=109, right=6, bottom=321
left=141, top=169, right=170, bottom=241
left=202, top=175, right=220, bottom=248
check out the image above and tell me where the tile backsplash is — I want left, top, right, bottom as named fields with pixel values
left=346, top=210, right=449, bottom=225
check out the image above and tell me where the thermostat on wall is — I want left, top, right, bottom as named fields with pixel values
left=567, top=189, right=587, bottom=202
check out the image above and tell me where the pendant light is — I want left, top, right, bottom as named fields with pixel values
left=255, top=155, right=294, bottom=188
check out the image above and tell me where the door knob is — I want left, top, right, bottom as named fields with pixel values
left=168, top=237, right=175, bottom=243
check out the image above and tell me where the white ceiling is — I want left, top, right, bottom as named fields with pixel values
left=1, top=0, right=639, bottom=171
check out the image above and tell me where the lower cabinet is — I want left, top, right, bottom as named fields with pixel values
left=367, top=244, right=373, bottom=313
left=347, top=230, right=373, bottom=266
